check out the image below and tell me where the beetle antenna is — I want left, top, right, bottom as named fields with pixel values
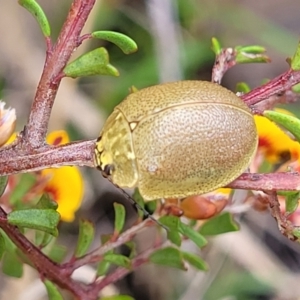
left=106, top=179, right=168, bottom=231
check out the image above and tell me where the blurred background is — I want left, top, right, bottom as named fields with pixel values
left=1, top=0, right=300, bottom=299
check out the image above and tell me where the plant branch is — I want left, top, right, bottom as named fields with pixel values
left=0, top=206, right=90, bottom=299
left=24, top=0, right=96, bottom=149
left=267, top=192, right=297, bottom=241
left=63, top=219, right=154, bottom=273
left=0, top=140, right=95, bottom=176
left=90, top=239, right=166, bottom=296
left=228, top=172, right=300, bottom=192
left=242, top=69, right=300, bottom=106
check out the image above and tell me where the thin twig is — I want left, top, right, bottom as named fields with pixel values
left=24, top=0, right=96, bottom=149
left=63, top=219, right=154, bottom=273
left=0, top=140, right=95, bottom=176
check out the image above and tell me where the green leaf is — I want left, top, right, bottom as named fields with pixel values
left=92, top=31, right=138, bottom=54
left=35, top=231, right=54, bottom=248
left=35, top=193, right=58, bottom=210
left=101, top=296, right=135, bottom=300
left=7, top=209, right=60, bottom=236
left=0, top=229, right=16, bottom=252
left=0, top=176, right=8, bottom=197
left=235, top=45, right=270, bottom=64
left=167, top=230, right=182, bottom=247
left=74, top=219, right=95, bottom=258
left=280, top=191, right=300, bottom=215
left=114, top=203, right=126, bottom=234
left=264, top=110, right=300, bottom=143
left=235, top=45, right=267, bottom=54
left=181, top=251, right=208, bottom=271
left=179, top=223, right=207, bottom=248
left=44, top=280, right=64, bottom=300
left=18, top=0, right=51, bottom=37
left=292, top=83, right=300, bottom=93
left=236, top=82, right=251, bottom=93
left=96, top=260, right=111, bottom=277
left=2, top=251, right=23, bottom=278
left=48, top=244, right=67, bottom=263
left=159, top=215, right=180, bottom=231
left=104, top=253, right=131, bottom=269
left=0, top=232, right=5, bottom=260
left=291, top=42, right=300, bottom=70
left=132, top=188, right=145, bottom=219
left=63, top=47, right=119, bottom=78
left=211, top=37, right=222, bottom=55
left=125, top=241, right=136, bottom=259
left=149, top=247, right=186, bottom=270
left=199, top=212, right=239, bottom=236
left=292, top=228, right=300, bottom=238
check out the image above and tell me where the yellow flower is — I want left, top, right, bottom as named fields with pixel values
left=41, top=131, right=84, bottom=222
left=255, top=109, right=300, bottom=163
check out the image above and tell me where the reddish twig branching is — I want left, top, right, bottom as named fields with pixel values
left=1, top=1, right=300, bottom=298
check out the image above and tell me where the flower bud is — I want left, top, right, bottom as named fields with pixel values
left=180, top=195, right=227, bottom=220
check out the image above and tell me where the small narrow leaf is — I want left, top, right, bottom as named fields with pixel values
left=199, top=212, right=239, bottom=236
left=44, top=280, right=64, bottom=300
left=132, top=188, right=145, bottom=219
left=35, top=231, right=54, bottom=248
left=0, top=232, right=5, bottom=260
left=2, top=251, right=23, bottom=278
left=264, top=110, right=300, bottom=143
left=101, top=296, right=135, bottom=300
left=0, top=176, right=8, bottom=197
left=114, top=203, right=126, bottom=234
left=74, top=219, right=95, bottom=258
left=8, top=209, right=60, bottom=236
left=104, top=253, right=131, bottom=269
left=63, top=48, right=119, bottom=78
left=96, top=260, right=111, bottom=277
left=48, top=244, right=67, bottom=263
left=150, top=247, right=186, bottom=270
left=0, top=229, right=16, bottom=252
left=179, top=223, right=207, bottom=248
left=35, top=193, right=58, bottom=210
left=292, top=83, right=300, bottom=93
left=167, top=230, right=182, bottom=247
left=159, top=215, right=180, bottom=231
left=92, top=31, right=138, bottom=54
left=235, top=52, right=270, bottom=64
left=292, top=228, right=300, bottom=238
left=235, top=45, right=267, bottom=54
left=125, top=241, right=136, bottom=259
left=235, top=45, right=270, bottom=64
left=211, top=37, right=222, bottom=55
left=181, top=251, right=208, bottom=271
left=18, top=0, right=51, bottom=37
left=236, top=82, right=251, bottom=93
left=281, top=191, right=300, bottom=215
left=291, top=42, right=300, bottom=70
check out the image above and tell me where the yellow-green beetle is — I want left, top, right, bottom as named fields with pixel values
left=95, top=80, right=258, bottom=201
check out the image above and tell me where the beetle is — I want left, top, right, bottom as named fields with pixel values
left=95, top=80, right=258, bottom=201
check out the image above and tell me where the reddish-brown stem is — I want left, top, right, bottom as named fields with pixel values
left=211, top=48, right=236, bottom=84
left=228, top=172, right=300, bottom=191
left=0, top=206, right=90, bottom=298
left=24, top=0, right=96, bottom=149
left=63, top=219, right=154, bottom=273
left=267, top=192, right=297, bottom=241
left=0, top=140, right=95, bottom=176
left=242, top=69, right=300, bottom=106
